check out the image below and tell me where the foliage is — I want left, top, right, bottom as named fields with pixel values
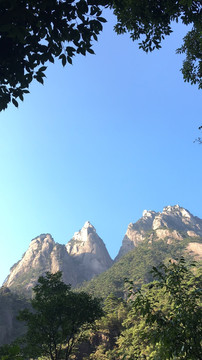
left=0, top=1, right=201, bottom=111
left=18, top=271, right=103, bottom=360
left=124, top=258, right=202, bottom=359
left=80, top=235, right=201, bottom=299
left=177, top=21, right=202, bottom=89
left=0, top=343, right=24, bottom=360
left=112, top=0, right=202, bottom=88
left=0, top=0, right=108, bottom=111
left=81, top=259, right=201, bottom=360
left=84, top=294, right=128, bottom=360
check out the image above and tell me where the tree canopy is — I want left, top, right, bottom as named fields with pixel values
left=18, top=271, right=103, bottom=360
left=0, top=0, right=201, bottom=111
left=85, top=258, right=202, bottom=360
left=123, top=258, right=202, bottom=359
left=112, top=0, right=202, bottom=88
left=0, top=0, right=108, bottom=111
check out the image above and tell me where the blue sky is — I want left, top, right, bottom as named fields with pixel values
left=0, top=12, right=201, bottom=286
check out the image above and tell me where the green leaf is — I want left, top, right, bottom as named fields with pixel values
left=87, top=48, right=95, bottom=54
left=36, top=77, right=44, bottom=85
left=67, top=56, right=72, bottom=64
left=97, top=17, right=107, bottom=23
left=38, top=66, right=47, bottom=72
left=12, top=98, right=18, bottom=107
left=62, top=55, right=67, bottom=67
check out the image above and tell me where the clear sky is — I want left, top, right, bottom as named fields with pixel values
left=0, top=11, right=201, bottom=286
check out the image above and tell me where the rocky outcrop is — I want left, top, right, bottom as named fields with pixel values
left=4, top=234, right=78, bottom=294
left=3, top=206, right=202, bottom=294
left=3, top=223, right=113, bottom=295
left=116, top=205, right=202, bottom=260
left=152, top=205, right=202, bottom=233
left=186, top=242, right=202, bottom=260
left=66, top=221, right=113, bottom=281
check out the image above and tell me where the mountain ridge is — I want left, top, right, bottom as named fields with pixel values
left=3, top=222, right=113, bottom=295
left=0, top=205, right=202, bottom=346
left=115, top=204, right=202, bottom=260
left=2, top=205, right=202, bottom=296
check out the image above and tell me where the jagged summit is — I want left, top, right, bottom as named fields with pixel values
left=152, top=205, right=201, bottom=232
left=142, top=209, right=157, bottom=218
left=66, top=221, right=113, bottom=280
left=4, top=223, right=113, bottom=294
left=2, top=206, right=202, bottom=296
left=31, top=233, right=53, bottom=242
left=83, top=221, right=95, bottom=229
left=116, top=205, right=202, bottom=260
left=4, top=234, right=78, bottom=294
left=70, top=221, right=96, bottom=243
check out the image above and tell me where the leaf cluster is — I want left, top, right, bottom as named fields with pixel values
left=18, top=271, right=103, bottom=360
left=128, top=258, right=202, bottom=359
left=0, top=0, right=108, bottom=110
left=87, top=259, right=201, bottom=360
left=112, top=0, right=202, bottom=88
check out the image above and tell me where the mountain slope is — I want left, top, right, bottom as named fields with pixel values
left=80, top=234, right=202, bottom=299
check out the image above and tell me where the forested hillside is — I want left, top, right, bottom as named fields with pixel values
left=80, top=235, right=202, bottom=298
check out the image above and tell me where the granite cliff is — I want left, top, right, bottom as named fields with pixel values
left=3, top=222, right=112, bottom=295
left=3, top=205, right=202, bottom=296
left=1, top=205, right=202, bottom=346
left=116, top=205, right=202, bottom=260
left=66, top=221, right=113, bottom=281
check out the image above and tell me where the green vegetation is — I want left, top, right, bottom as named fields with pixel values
left=18, top=272, right=103, bottom=360
left=127, top=258, right=202, bottom=359
left=0, top=343, right=23, bottom=360
left=0, top=0, right=201, bottom=110
left=0, top=255, right=201, bottom=360
left=113, top=0, right=202, bottom=89
left=79, top=259, right=201, bottom=360
left=80, top=235, right=202, bottom=298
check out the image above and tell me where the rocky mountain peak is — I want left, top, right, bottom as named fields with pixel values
left=142, top=210, right=157, bottom=218
left=4, top=223, right=113, bottom=295
left=4, top=234, right=78, bottom=294
left=116, top=205, right=202, bottom=260
left=83, top=221, right=95, bottom=229
left=71, top=221, right=96, bottom=243
left=66, top=222, right=113, bottom=281
left=162, top=204, right=191, bottom=218
left=152, top=205, right=201, bottom=232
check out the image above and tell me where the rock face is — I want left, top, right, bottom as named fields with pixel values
left=116, top=205, right=202, bottom=260
left=1, top=206, right=202, bottom=347
left=3, top=206, right=202, bottom=295
left=4, top=223, right=112, bottom=295
left=66, top=221, right=113, bottom=281
left=4, top=234, right=78, bottom=294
